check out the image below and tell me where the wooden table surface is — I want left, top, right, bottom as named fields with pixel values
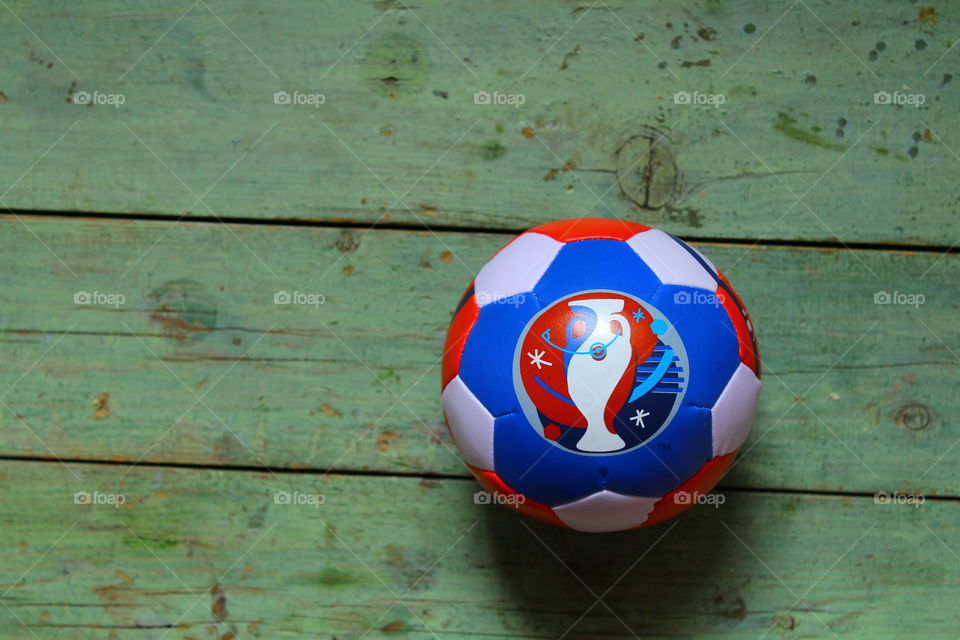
left=1, top=1, right=957, bottom=638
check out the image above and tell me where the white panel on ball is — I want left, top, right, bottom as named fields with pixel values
left=474, top=232, right=563, bottom=307
left=626, top=229, right=716, bottom=291
left=441, top=375, right=496, bottom=470
left=711, top=363, right=762, bottom=456
left=553, top=490, right=659, bottom=532
left=687, top=243, right=718, bottom=275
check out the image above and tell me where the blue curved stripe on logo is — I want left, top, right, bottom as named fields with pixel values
left=628, top=348, right=675, bottom=402
left=533, top=376, right=576, bottom=405
left=540, top=328, right=622, bottom=356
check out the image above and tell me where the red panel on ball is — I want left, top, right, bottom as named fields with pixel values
left=716, top=272, right=760, bottom=378
left=470, top=465, right=568, bottom=527
left=530, top=217, right=651, bottom=243
left=639, top=450, right=737, bottom=528
left=441, top=285, right=480, bottom=390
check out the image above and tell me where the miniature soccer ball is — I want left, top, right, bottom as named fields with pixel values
left=441, top=218, right=761, bottom=532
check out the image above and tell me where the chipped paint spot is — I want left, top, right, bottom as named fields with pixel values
left=211, top=583, right=228, bottom=622
left=335, top=229, right=361, bottom=254
left=378, top=430, right=398, bottom=451
left=560, top=44, right=581, bottom=70
left=665, top=205, right=704, bottom=228
left=773, top=112, right=847, bottom=151
left=319, top=404, right=340, bottom=417
left=698, top=27, right=718, bottom=41
left=324, top=568, right=355, bottom=586
left=479, top=140, right=507, bottom=161
left=363, top=32, right=430, bottom=96
left=94, top=392, right=110, bottom=418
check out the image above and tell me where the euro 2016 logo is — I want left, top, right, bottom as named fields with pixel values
left=513, top=291, right=689, bottom=455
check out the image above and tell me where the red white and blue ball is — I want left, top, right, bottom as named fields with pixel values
left=441, top=218, right=761, bottom=532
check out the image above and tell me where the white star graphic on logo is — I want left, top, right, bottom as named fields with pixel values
left=630, top=409, right=650, bottom=429
left=527, top=349, right=552, bottom=370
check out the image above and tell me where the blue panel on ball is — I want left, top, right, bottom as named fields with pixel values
left=534, top=239, right=662, bottom=303
left=604, top=405, right=712, bottom=497
left=459, top=295, right=542, bottom=417
left=493, top=412, right=604, bottom=506
left=648, top=284, right=739, bottom=408
left=494, top=405, right=712, bottom=504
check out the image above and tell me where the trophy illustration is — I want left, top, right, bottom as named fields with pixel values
left=565, top=299, right=631, bottom=452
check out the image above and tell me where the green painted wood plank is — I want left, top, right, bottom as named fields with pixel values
left=0, top=460, right=956, bottom=639
left=0, top=217, right=957, bottom=496
left=1, top=0, right=958, bottom=244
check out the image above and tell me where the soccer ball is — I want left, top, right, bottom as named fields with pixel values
left=441, top=218, right=761, bottom=532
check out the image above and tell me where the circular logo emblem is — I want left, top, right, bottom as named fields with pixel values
left=513, top=290, right=688, bottom=455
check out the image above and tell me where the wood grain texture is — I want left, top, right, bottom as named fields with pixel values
left=0, top=0, right=957, bottom=244
left=1, top=1, right=958, bottom=635
left=0, top=460, right=956, bottom=639
left=1, top=216, right=956, bottom=496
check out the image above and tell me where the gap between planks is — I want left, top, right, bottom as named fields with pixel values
left=0, top=454, right=956, bottom=503
left=2, top=209, right=958, bottom=255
